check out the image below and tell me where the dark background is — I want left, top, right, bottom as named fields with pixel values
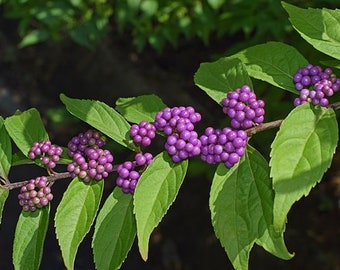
left=0, top=1, right=340, bottom=269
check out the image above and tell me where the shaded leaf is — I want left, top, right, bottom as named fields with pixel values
left=194, top=57, right=252, bottom=104
left=93, top=187, right=136, bottom=270
left=55, top=178, right=103, bottom=270
left=230, top=41, right=308, bottom=93
left=13, top=206, right=50, bottom=270
left=210, top=147, right=292, bottom=270
left=115, top=94, right=167, bottom=123
left=11, top=152, right=34, bottom=167
left=270, top=103, right=338, bottom=233
left=134, top=152, right=188, bottom=261
left=320, top=59, right=340, bottom=70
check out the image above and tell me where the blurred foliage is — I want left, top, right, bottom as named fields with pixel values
left=1, top=0, right=340, bottom=52
left=115, top=0, right=292, bottom=52
left=1, top=0, right=113, bottom=49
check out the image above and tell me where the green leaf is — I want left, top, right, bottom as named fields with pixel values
left=270, top=103, right=338, bottom=233
left=92, top=187, right=136, bottom=270
left=0, top=116, right=12, bottom=179
left=134, top=152, right=188, bottom=261
left=60, top=94, right=134, bottom=150
left=207, top=0, right=225, bottom=10
left=18, top=29, right=50, bottom=48
left=282, top=2, right=340, bottom=60
left=70, top=16, right=108, bottom=50
left=0, top=186, right=9, bottom=225
left=4, top=108, right=49, bottom=156
left=55, top=178, right=104, bottom=270
left=194, top=57, right=252, bottom=104
left=115, top=94, right=167, bottom=123
left=13, top=206, right=50, bottom=270
left=320, top=59, right=340, bottom=70
left=230, top=41, right=308, bottom=93
left=140, top=0, right=158, bottom=16
left=210, top=147, right=292, bottom=270
left=256, top=225, right=294, bottom=261
left=11, top=152, right=34, bottom=166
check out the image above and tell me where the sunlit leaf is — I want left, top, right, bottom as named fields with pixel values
left=55, top=178, right=103, bottom=270
left=115, top=94, right=166, bottom=123
left=93, top=187, right=136, bottom=270
left=13, top=206, right=50, bottom=270
left=0, top=116, right=11, bottom=179
left=134, top=152, right=188, bottom=261
left=4, top=108, right=49, bottom=156
left=283, top=2, right=340, bottom=60
left=270, top=103, right=338, bottom=233
left=0, top=186, right=9, bottom=226
left=60, top=94, right=134, bottom=150
left=230, top=41, right=308, bottom=93
left=194, top=57, right=252, bottom=104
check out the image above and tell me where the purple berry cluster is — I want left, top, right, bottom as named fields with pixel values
left=116, top=152, right=153, bottom=194
left=67, top=147, right=114, bottom=182
left=221, top=85, right=265, bottom=129
left=200, top=127, right=247, bottom=168
left=28, top=140, right=63, bottom=169
left=18, top=176, right=53, bottom=212
left=293, top=64, right=333, bottom=91
left=198, top=85, right=262, bottom=168
left=67, top=129, right=106, bottom=158
left=154, top=106, right=202, bottom=162
left=67, top=130, right=114, bottom=182
left=130, top=121, right=156, bottom=147
left=293, top=64, right=340, bottom=107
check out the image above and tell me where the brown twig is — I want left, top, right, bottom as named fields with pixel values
left=2, top=102, right=340, bottom=190
left=329, top=101, right=340, bottom=111
left=246, top=119, right=283, bottom=136
left=246, top=101, right=340, bottom=136
left=3, top=172, right=71, bottom=190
